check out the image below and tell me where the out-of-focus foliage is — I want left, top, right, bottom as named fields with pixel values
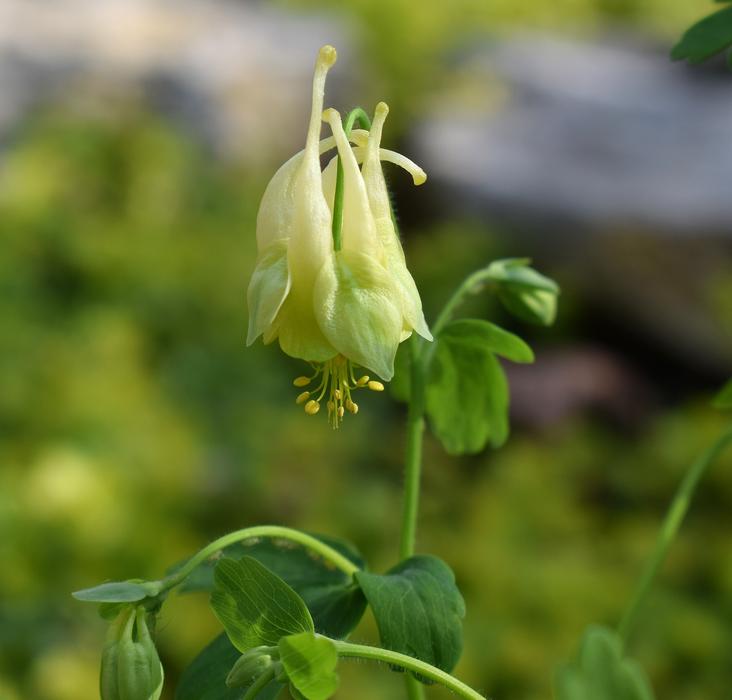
left=714, top=378, right=732, bottom=409
left=555, top=626, right=654, bottom=700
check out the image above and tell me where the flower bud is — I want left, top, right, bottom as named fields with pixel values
left=100, top=606, right=164, bottom=700
left=226, top=646, right=275, bottom=688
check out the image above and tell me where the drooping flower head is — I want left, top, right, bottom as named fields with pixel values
left=247, top=45, right=431, bottom=426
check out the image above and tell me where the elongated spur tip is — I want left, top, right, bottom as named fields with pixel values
left=375, top=102, right=389, bottom=117
left=413, top=169, right=427, bottom=186
left=322, top=107, right=339, bottom=123
left=318, top=45, right=337, bottom=67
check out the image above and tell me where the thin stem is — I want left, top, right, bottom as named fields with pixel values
left=431, top=268, right=496, bottom=339
left=405, top=673, right=426, bottom=700
left=398, top=339, right=429, bottom=700
left=617, top=426, right=732, bottom=645
left=242, top=667, right=276, bottom=700
left=161, top=525, right=359, bottom=593
left=333, top=640, right=487, bottom=700
left=332, top=107, right=372, bottom=251
left=398, top=266, right=494, bottom=561
left=399, top=335, right=426, bottom=560
left=397, top=268, right=484, bottom=698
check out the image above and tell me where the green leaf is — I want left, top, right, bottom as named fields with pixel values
left=176, top=633, right=282, bottom=700
left=174, top=535, right=366, bottom=639
left=425, top=323, right=511, bottom=454
left=439, top=319, right=534, bottom=363
left=354, top=556, right=465, bottom=679
left=211, top=557, right=314, bottom=652
left=713, top=378, right=732, bottom=409
left=279, top=633, right=339, bottom=700
left=484, top=258, right=559, bottom=325
left=72, top=579, right=162, bottom=603
left=671, top=5, right=732, bottom=64
left=555, top=626, right=655, bottom=700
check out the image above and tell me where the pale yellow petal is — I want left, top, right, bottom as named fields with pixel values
left=278, top=46, right=339, bottom=362
left=314, top=249, right=403, bottom=380
left=323, top=108, right=382, bottom=259
left=246, top=240, right=290, bottom=345
left=362, top=102, right=432, bottom=341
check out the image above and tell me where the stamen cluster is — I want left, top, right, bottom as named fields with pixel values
left=293, top=355, right=384, bottom=428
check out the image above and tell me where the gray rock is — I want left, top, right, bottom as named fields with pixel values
left=412, top=34, right=732, bottom=235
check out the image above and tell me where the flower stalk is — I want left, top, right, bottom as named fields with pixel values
left=332, top=107, right=372, bottom=251
left=333, top=640, right=487, bottom=700
left=617, top=425, right=732, bottom=646
left=161, top=525, right=360, bottom=594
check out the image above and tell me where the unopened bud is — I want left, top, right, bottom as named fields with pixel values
left=100, top=607, right=164, bottom=700
left=226, top=646, right=275, bottom=688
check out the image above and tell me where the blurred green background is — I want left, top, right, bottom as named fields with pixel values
left=1, top=1, right=731, bottom=699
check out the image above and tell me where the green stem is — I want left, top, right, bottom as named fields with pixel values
left=161, top=525, right=359, bottom=593
left=397, top=266, right=491, bottom=698
left=333, top=640, right=487, bottom=700
left=398, top=336, right=428, bottom=700
left=617, top=425, right=732, bottom=645
left=242, top=667, right=276, bottom=700
left=398, top=266, right=495, bottom=560
left=431, top=268, right=496, bottom=338
left=332, top=107, right=372, bottom=251
left=399, top=336, right=426, bottom=560
left=405, top=673, right=426, bottom=700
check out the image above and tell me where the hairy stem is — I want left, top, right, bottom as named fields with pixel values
left=617, top=425, right=732, bottom=645
left=334, top=640, right=487, bottom=700
left=162, top=525, right=359, bottom=593
left=332, top=107, right=372, bottom=251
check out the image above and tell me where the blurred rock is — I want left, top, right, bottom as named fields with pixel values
left=506, top=346, right=653, bottom=431
left=412, top=34, right=732, bottom=234
left=411, top=34, right=732, bottom=377
left=0, top=0, right=354, bottom=163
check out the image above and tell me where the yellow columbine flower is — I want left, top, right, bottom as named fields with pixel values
left=246, top=45, right=431, bottom=426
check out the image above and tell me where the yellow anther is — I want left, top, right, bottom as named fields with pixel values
left=346, top=400, right=358, bottom=414
left=304, top=400, right=320, bottom=415
left=357, top=375, right=370, bottom=387
left=327, top=400, right=335, bottom=412
left=337, top=406, right=345, bottom=419
left=334, top=389, right=342, bottom=400
left=296, top=391, right=310, bottom=405
left=368, top=380, right=385, bottom=392
left=293, top=376, right=311, bottom=387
